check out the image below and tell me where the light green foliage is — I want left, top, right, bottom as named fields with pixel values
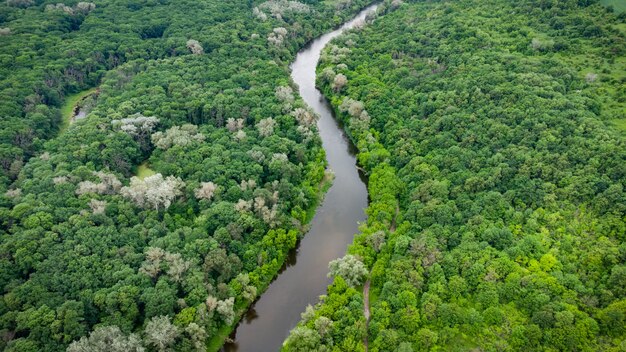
left=136, top=162, right=156, bottom=180
left=286, top=0, right=626, bottom=350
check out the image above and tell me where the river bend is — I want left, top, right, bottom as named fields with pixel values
left=223, top=4, right=377, bottom=351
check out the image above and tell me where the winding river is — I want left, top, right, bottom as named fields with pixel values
left=222, top=4, right=378, bottom=351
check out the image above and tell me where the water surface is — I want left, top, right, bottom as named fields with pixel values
left=223, top=4, right=377, bottom=351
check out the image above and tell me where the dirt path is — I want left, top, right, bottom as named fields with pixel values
left=363, top=279, right=371, bottom=351
left=390, top=204, right=400, bottom=232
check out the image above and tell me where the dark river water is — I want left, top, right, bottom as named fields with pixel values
left=222, top=3, right=377, bottom=352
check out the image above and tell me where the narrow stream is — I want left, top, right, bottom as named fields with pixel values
left=222, top=4, right=377, bottom=351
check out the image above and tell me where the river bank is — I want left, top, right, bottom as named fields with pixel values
left=59, top=88, right=97, bottom=134
left=220, top=4, right=378, bottom=351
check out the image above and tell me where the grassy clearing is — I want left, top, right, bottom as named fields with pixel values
left=136, top=162, right=156, bottom=179
left=601, top=0, right=626, bottom=13
left=610, top=119, right=626, bottom=133
left=206, top=325, right=234, bottom=352
left=59, top=88, right=97, bottom=134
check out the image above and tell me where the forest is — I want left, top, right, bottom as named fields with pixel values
left=0, top=0, right=375, bottom=350
left=1, top=0, right=625, bottom=350
left=283, top=0, right=626, bottom=351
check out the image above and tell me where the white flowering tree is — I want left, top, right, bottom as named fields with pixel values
left=144, top=316, right=179, bottom=352
left=328, top=254, right=368, bottom=287
left=194, top=181, right=217, bottom=201
left=216, top=297, right=235, bottom=325
left=184, top=322, right=206, bottom=352
left=67, top=326, right=144, bottom=352
left=120, top=174, right=185, bottom=211
left=151, top=124, right=205, bottom=150
left=76, top=171, right=122, bottom=195
left=268, top=27, right=288, bottom=46
left=258, top=0, right=310, bottom=19
left=256, top=117, right=276, bottom=137
left=186, top=39, right=204, bottom=55
left=226, top=118, right=244, bottom=132
left=112, top=113, right=159, bottom=150
left=332, top=74, right=347, bottom=92
left=275, top=85, right=294, bottom=104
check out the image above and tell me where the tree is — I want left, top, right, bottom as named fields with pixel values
left=144, top=316, right=179, bottom=352
left=226, top=118, right=244, bottom=132
left=45, top=3, right=74, bottom=13
left=328, top=254, right=368, bottom=287
left=253, top=7, right=268, bottom=21
left=88, top=199, right=106, bottom=215
left=300, top=304, right=316, bottom=324
left=67, top=326, right=144, bottom=352
left=216, top=297, right=235, bottom=325
left=416, top=328, right=438, bottom=351
left=120, top=174, right=185, bottom=210
left=235, top=273, right=258, bottom=303
left=257, top=118, right=276, bottom=137
left=75, top=2, right=96, bottom=14
left=6, top=0, right=34, bottom=8
left=339, top=97, right=363, bottom=117
left=314, top=316, right=333, bottom=338
left=275, top=86, right=294, bottom=104
left=151, top=124, right=205, bottom=150
left=112, top=114, right=159, bottom=139
left=320, top=67, right=336, bottom=83
left=164, top=252, right=190, bottom=283
left=268, top=28, right=288, bottom=46
left=367, top=231, right=385, bottom=252
left=598, top=300, right=626, bottom=337
left=195, top=181, right=217, bottom=201
left=332, top=74, right=347, bottom=92
left=234, top=130, right=247, bottom=141
left=292, top=108, right=317, bottom=127
left=397, top=342, right=413, bottom=352
left=140, top=247, right=166, bottom=278
left=609, top=265, right=626, bottom=297
left=186, top=40, right=204, bottom=55
left=141, top=279, right=177, bottom=318
left=283, top=327, right=323, bottom=352
left=76, top=171, right=122, bottom=195
left=258, top=0, right=310, bottom=18
left=184, top=323, right=207, bottom=352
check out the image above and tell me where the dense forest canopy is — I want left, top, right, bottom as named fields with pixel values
left=2, top=0, right=626, bottom=350
left=0, top=0, right=377, bottom=351
left=284, top=0, right=626, bottom=351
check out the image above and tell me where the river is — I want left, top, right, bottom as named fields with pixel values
left=222, top=3, right=377, bottom=351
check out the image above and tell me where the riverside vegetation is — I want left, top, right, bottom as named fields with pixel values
left=283, top=0, right=626, bottom=351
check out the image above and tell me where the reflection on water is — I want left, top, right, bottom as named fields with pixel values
left=222, top=3, right=378, bottom=352
left=74, top=108, right=87, bottom=120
